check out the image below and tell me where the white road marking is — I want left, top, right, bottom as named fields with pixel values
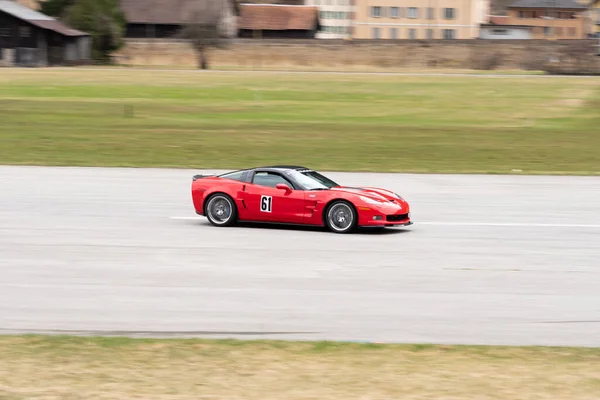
left=170, top=216, right=600, bottom=229
left=418, top=222, right=600, bottom=229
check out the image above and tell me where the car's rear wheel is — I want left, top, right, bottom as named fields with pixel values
left=205, top=194, right=237, bottom=227
left=325, top=200, right=357, bottom=234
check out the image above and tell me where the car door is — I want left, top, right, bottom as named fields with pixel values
left=241, top=171, right=306, bottom=224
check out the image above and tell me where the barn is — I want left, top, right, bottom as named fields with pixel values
left=0, top=0, right=91, bottom=67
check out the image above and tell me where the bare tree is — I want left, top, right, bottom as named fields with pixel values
left=178, top=0, right=238, bottom=69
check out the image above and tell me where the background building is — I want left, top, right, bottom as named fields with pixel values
left=0, top=0, right=91, bottom=67
left=304, top=0, right=354, bottom=38
left=350, top=0, right=491, bottom=40
left=479, top=23, right=533, bottom=38
left=589, top=0, right=600, bottom=37
left=237, top=3, right=321, bottom=38
left=504, top=0, right=589, bottom=39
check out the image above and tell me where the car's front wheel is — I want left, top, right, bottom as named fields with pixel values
left=325, top=200, right=357, bottom=233
left=205, top=193, right=237, bottom=227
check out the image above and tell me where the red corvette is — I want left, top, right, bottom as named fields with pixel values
left=191, top=165, right=412, bottom=233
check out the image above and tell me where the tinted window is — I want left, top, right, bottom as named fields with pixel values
left=252, top=172, right=292, bottom=188
left=218, top=170, right=246, bottom=181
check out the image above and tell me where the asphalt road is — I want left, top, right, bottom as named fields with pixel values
left=1, top=166, right=599, bottom=347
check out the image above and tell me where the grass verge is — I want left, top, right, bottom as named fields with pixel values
left=0, top=335, right=599, bottom=400
left=1, top=68, right=599, bottom=174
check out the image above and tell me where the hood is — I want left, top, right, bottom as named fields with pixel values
left=330, top=186, right=406, bottom=204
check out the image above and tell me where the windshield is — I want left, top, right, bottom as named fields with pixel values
left=287, top=170, right=339, bottom=190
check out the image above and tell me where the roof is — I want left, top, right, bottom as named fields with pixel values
left=28, top=19, right=89, bottom=36
left=0, top=0, right=89, bottom=36
left=507, top=0, right=588, bottom=9
left=0, top=0, right=53, bottom=20
left=237, top=4, right=319, bottom=31
left=120, top=0, right=239, bottom=25
left=259, top=165, right=309, bottom=171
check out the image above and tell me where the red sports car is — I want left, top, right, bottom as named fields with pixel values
left=191, top=165, right=412, bottom=233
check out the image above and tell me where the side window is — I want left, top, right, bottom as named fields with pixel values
left=252, top=172, right=292, bottom=188
left=219, top=170, right=246, bottom=182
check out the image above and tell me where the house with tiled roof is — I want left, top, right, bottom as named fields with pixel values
left=120, top=0, right=239, bottom=38
left=237, top=3, right=321, bottom=38
left=503, top=0, right=589, bottom=39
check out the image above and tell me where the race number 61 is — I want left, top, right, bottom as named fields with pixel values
left=260, top=195, right=272, bottom=212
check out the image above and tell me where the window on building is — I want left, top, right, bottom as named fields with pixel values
left=568, top=27, right=576, bottom=36
left=407, top=7, right=418, bottom=19
left=544, top=26, right=551, bottom=36
left=426, top=28, right=434, bottom=39
left=444, top=8, right=455, bottom=19
left=0, top=27, right=9, bottom=37
left=519, top=11, right=533, bottom=18
left=390, top=27, right=398, bottom=39
left=372, top=27, right=380, bottom=39
left=443, top=29, right=455, bottom=39
left=19, top=26, right=31, bottom=37
left=390, top=7, right=399, bottom=18
left=371, top=6, right=382, bottom=17
left=555, top=27, right=563, bottom=36
left=408, top=29, right=416, bottom=39
left=427, top=7, right=434, bottom=20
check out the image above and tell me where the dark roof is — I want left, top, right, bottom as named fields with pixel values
left=259, top=165, right=309, bottom=170
left=120, top=0, right=239, bottom=25
left=237, top=4, right=319, bottom=31
left=28, top=19, right=90, bottom=36
left=507, top=0, right=588, bottom=9
left=0, top=0, right=89, bottom=36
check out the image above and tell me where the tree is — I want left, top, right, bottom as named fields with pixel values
left=38, top=0, right=126, bottom=62
left=177, top=0, right=238, bottom=70
left=38, top=0, right=75, bottom=16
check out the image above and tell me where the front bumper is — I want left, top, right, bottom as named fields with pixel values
left=358, top=210, right=412, bottom=227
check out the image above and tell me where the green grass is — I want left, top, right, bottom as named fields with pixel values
left=1, top=68, right=599, bottom=174
left=1, top=335, right=599, bottom=400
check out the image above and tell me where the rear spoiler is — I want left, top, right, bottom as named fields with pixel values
left=193, top=173, right=216, bottom=181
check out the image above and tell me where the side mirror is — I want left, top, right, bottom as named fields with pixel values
left=276, top=183, right=292, bottom=192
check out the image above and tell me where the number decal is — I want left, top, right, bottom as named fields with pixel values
left=260, top=195, right=272, bottom=213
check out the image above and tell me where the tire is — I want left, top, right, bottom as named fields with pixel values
left=325, top=200, right=357, bottom=234
left=205, top=193, right=237, bottom=227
